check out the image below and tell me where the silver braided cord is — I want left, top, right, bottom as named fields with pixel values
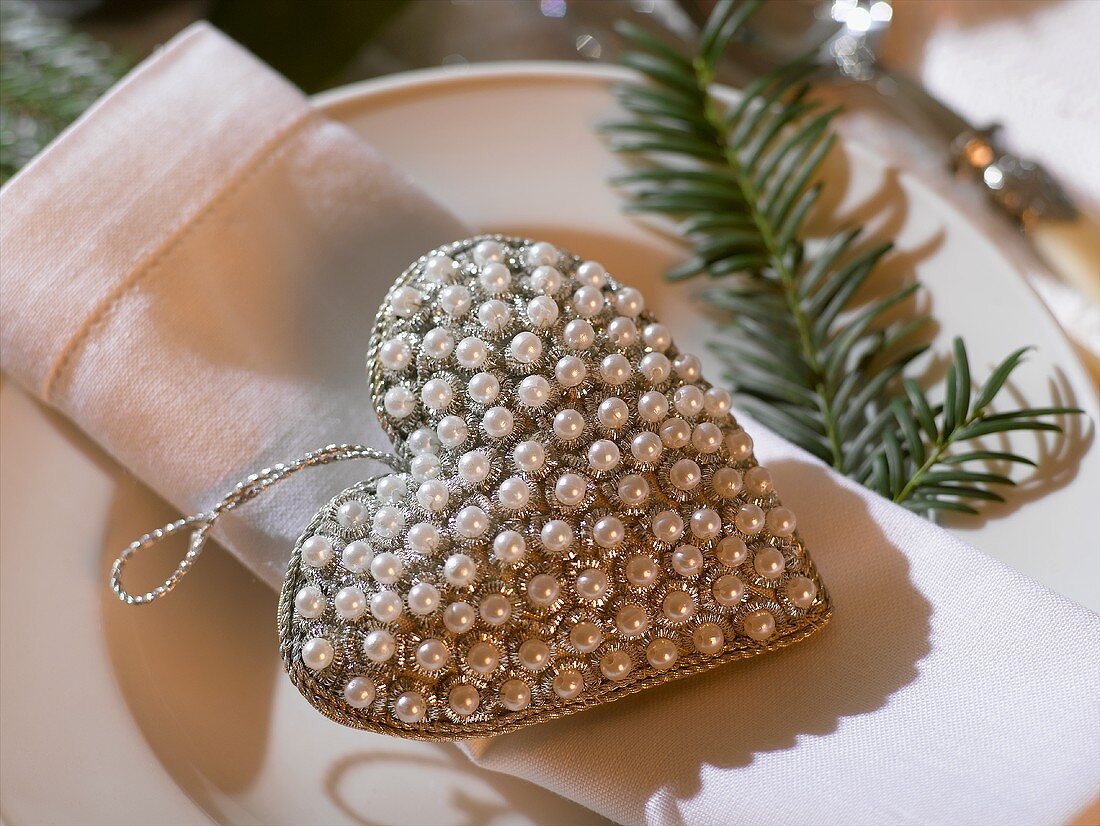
left=110, top=444, right=406, bottom=605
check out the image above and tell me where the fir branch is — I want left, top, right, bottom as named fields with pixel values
left=606, top=0, right=1083, bottom=518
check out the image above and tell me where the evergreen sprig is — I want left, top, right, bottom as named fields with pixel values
left=605, top=0, right=1081, bottom=517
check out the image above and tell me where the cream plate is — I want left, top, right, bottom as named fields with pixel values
left=1, top=63, right=1096, bottom=826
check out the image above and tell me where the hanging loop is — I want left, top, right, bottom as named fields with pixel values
left=110, top=444, right=406, bottom=605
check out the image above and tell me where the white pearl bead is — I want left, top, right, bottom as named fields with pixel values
left=443, top=601, right=476, bottom=633
left=482, top=406, right=514, bottom=439
left=553, top=408, right=585, bottom=441
left=674, top=385, right=705, bottom=417
left=563, top=319, right=595, bottom=350
left=454, top=505, right=489, bottom=539
left=416, top=480, right=449, bottom=513
left=479, top=594, right=512, bottom=626
left=576, top=260, right=606, bottom=286
left=713, top=574, right=744, bottom=607
left=527, top=573, right=560, bottom=607
left=437, top=415, right=469, bottom=448
left=449, top=684, right=480, bottom=716
left=663, top=590, right=696, bottom=622
left=407, top=582, right=441, bottom=615
left=691, top=507, right=722, bottom=540
left=631, top=431, right=663, bottom=463
left=423, top=254, right=458, bottom=283
left=526, top=241, right=559, bottom=266
left=379, top=337, right=411, bottom=371
left=363, top=629, right=396, bottom=662
left=334, top=586, right=368, bottom=620
left=473, top=239, right=504, bottom=265
left=301, top=637, right=334, bottom=670
left=383, top=386, right=415, bottom=419
left=624, top=554, right=659, bottom=588
left=439, top=284, right=471, bottom=317
left=513, top=440, right=546, bottom=472
left=394, top=691, right=427, bottom=724
left=517, top=375, right=551, bottom=408
left=497, top=476, right=531, bottom=510
left=607, top=316, right=638, bottom=348
left=493, top=530, right=527, bottom=564
left=691, top=422, right=723, bottom=454
left=391, top=286, right=422, bottom=318
left=599, top=353, right=632, bottom=386
left=587, top=439, right=621, bottom=472
left=637, top=390, right=669, bottom=422
left=670, top=458, right=701, bottom=491
left=500, top=679, right=532, bottom=711
left=787, top=576, right=818, bottom=609
left=518, top=639, right=551, bottom=671
left=527, top=295, right=559, bottom=328
left=554, top=355, right=587, bottom=388
left=597, top=397, right=630, bottom=430
left=372, top=505, right=405, bottom=538
left=617, top=474, right=650, bottom=506
left=704, top=387, right=732, bottom=416
left=652, top=510, right=685, bottom=543
left=754, top=547, right=786, bottom=579
left=416, top=638, right=451, bottom=671
left=736, top=503, right=766, bottom=534
left=370, top=589, right=403, bottom=622
left=553, top=670, right=585, bottom=700
left=478, top=299, right=512, bottom=332
left=554, top=473, right=588, bottom=506
left=673, top=353, right=701, bottom=381
left=409, top=453, right=441, bottom=481
left=572, top=285, right=604, bottom=318
left=344, top=676, right=376, bottom=709
left=423, top=327, right=455, bottom=360
left=370, top=552, right=404, bottom=585
left=692, top=622, right=725, bottom=655
left=672, top=543, right=704, bottom=576
left=407, top=427, right=438, bottom=456
left=467, top=372, right=500, bottom=404
left=467, top=640, right=500, bottom=673
left=592, top=516, right=625, bottom=548
left=377, top=474, right=407, bottom=503
left=647, top=638, right=679, bottom=670
left=509, top=331, right=543, bottom=364
left=455, top=336, right=488, bottom=369
left=614, top=286, right=644, bottom=317
left=639, top=352, right=671, bottom=384
left=531, top=265, right=563, bottom=294
left=569, top=622, right=603, bottom=653
left=726, top=429, right=754, bottom=460
left=458, top=450, right=490, bottom=485
left=616, top=604, right=650, bottom=637
left=294, top=585, right=326, bottom=618
left=643, top=323, right=671, bottom=351
left=766, top=506, right=797, bottom=536
left=444, top=553, right=478, bottom=587
left=479, top=261, right=511, bottom=294
left=407, top=522, right=440, bottom=553
left=600, top=650, right=633, bottom=681
left=301, top=535, right=334, bottom=568
left=576, top=568, right=610, bottom=600
left=745, top=466, right=773, bottom=495
left=659, top=417, right=691, bottom=449
left=715, top=536, right=749, bottom=567
left=540, top=520, right=574, bottom=552
left=712, top=466, right=743, bottom=499
left=744, top=609, right=776, bottom=641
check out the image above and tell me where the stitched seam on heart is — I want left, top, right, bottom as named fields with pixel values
left=42, top=108, right=319, bottom=405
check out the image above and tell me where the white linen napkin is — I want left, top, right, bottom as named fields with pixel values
left=1, top=21, right=1097, bottom=826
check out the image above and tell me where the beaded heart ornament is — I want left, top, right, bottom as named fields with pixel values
left=112, top=235, right=831, bottom=741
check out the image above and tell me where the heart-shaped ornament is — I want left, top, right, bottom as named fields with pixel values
left=278, top=236, right=831, bottom=739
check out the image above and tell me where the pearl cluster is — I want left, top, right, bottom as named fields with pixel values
left=282, top=237, right=829, bottom=737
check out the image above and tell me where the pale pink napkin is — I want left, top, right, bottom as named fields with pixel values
left=1, top=21, right=1098, bottom=826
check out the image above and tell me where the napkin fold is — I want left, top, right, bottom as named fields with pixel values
left=1, top=22, right=1097, bottom=826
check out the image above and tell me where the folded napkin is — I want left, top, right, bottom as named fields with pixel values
left=2, top=22, right=1097, bottom=826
